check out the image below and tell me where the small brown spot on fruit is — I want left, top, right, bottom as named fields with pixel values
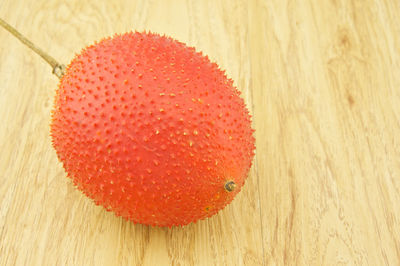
left=224, top=180, right=236, bottom=192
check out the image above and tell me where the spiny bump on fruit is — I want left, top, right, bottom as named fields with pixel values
left=50, top=31, right=255, bottom=227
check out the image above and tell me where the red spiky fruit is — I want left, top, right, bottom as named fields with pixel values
left=50, top=32, right=255, bottom=227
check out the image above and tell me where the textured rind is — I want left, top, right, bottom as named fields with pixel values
left=50, top=32, right=255, bottom=227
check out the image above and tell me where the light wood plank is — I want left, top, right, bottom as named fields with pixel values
left=1, top=0, right=400, bottom=265
left=249, top=0, right=400, bottom=264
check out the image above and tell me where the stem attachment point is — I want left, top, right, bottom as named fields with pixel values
left=53, top=64, right=66, bottom=79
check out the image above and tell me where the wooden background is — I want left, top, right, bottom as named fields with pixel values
left=1, top=0, right=399, bottom=265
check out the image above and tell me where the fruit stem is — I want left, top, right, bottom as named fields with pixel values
left=0, top=17, right=65, bottom=78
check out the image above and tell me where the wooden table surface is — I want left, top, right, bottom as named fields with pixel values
left=1, top=0, right=399, bottom=265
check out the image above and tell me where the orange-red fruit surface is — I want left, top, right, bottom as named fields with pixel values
left=50, top=32, right=255, bottom=227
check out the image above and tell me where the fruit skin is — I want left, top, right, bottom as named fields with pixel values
left=50, top=32, right=255, bottom=227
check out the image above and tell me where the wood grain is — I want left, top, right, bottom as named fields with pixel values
left=0, top=0, right=399, bottom=265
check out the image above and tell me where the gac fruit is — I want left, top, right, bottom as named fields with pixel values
left=50, top=32, right=255, bottom=227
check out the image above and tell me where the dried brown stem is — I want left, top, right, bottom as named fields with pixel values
left=0, top=17, right=65, bottom=78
